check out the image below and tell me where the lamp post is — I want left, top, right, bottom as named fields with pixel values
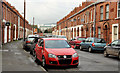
left=23, top=0, right=26, bottom=41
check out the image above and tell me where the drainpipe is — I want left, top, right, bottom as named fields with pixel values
left=93, top=3, right=96, bottom=38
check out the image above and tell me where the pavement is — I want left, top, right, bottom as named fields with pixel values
left=2, top=40, right=44, bottom=71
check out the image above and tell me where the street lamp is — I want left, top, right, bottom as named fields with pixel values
left=23, top=0, right=26, bottom=41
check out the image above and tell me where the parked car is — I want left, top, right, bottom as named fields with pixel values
left=23, top=35, right=39, bottom=51
left=104, top=40, right=120, bottom=60
left=57, top=35, right=67, bottom=40
left=69, top=37, right=86, bottom=49
left=45, top=35, right=53, bottom=38
left=79, top=37, right=106, bottom=52
left=34, top=38, right=79, bottom=67
left=30, top=36, right=45, bottom=55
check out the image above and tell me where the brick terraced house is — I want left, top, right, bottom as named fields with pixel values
left=1, top=0, right=33, bottom=44
left=53, top=0, right=120, bottom=44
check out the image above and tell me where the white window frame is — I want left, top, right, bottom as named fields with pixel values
left=100, top=6, right=103, bottom=20
left=117, top=1, right=120, bottom=18
left=91, top=10, right=93, bottom=21
left=106, top=4, right=109, bottom=19
left=112, top=24, right=119, bottom=41
left=98, top=27, right=101, bottom=38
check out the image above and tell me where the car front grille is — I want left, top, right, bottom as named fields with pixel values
left=57, top=55, right=72, bottom=59
left=58, top=59, right=72, bottom=64
left=57, top=55, right=72, bottom=65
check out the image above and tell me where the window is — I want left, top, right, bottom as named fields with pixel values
left=86, top=11, right=89, bottom=23
left=118, top=1, right=120, bottom=17
left=45, top=40, right=71, bottom=48
left=91, top=10, right=93, bottom=21
left=106, top=4, right=109, bottom=19
left=100, top=6, right=103, bottom=20
left=98, top=27, right=101, bottom=38
left=38, top=39, right=44, bottom=47
left=114, top=26, right=117, bottom=40
left=112, top=40, right=118, bottom=46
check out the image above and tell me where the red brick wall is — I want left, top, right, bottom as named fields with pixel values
left=56, top=1, right=120, bottom=42
left=2, top=1, right=33, bottom=44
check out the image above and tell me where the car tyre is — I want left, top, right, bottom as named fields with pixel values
left=104, top=50, right=109, bottom=57
left=32, top=50, right=35, bottom=57
left=88, top=47, right=92, bottom=53
left=80, top=46, right=83, bottom=51
left=34, top=52, right=41, bottom=65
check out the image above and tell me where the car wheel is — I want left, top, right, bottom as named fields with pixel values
left=88, top=47, right=92, bottom=53
left=104, top=50, right=109, bottom=57
left=80, top=46, right=83, bottom=51
left=33, top=52, right=40, bottom=64
left=42, top=56, right=46, bottom=67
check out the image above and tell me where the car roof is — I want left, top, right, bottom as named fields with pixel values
left=42, top=38, right=65, bottom=40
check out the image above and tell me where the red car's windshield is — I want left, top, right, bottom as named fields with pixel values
left=45, top=40, right=71, bottom=48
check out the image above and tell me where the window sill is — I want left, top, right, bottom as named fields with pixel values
left=115, top=17, right=120, bottom=20
left=90, top=21, right=94, bottom=23
left=99, top=19, right=109, bottom=22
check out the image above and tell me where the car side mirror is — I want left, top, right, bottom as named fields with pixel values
left=71, top=45, right=74, bottom=48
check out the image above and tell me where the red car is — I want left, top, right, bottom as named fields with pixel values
left=69, top=37, right=86, bottom=49
left=34, top=38, right=79, bottom=67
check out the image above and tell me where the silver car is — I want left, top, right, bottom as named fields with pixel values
left=104, top=40, right=120, bottom=60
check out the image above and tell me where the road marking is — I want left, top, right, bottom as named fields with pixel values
left=15, top=52, right=21, bottom=55
left=0, top=50, right=9, bottom=52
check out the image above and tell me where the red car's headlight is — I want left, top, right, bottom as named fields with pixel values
left=72, top=53, right=78, bottom=58
left=48, top=54, right=56, bottom=58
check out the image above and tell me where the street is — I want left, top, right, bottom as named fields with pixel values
left=2, top=40, right=119, bottom=72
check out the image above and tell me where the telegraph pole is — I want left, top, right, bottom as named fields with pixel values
left=0, top=0, right=2, bottom=48
left=93, top=4, right=96, bottom=37
left=33, top=17, right=34, bottom=34
left=23, top=0, right=26, bottom=41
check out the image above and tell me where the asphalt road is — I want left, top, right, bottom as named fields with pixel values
left=2, top=40, right=119, bottom=72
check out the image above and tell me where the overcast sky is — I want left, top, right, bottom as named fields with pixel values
left=6, top=0, right=86, bottom=25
